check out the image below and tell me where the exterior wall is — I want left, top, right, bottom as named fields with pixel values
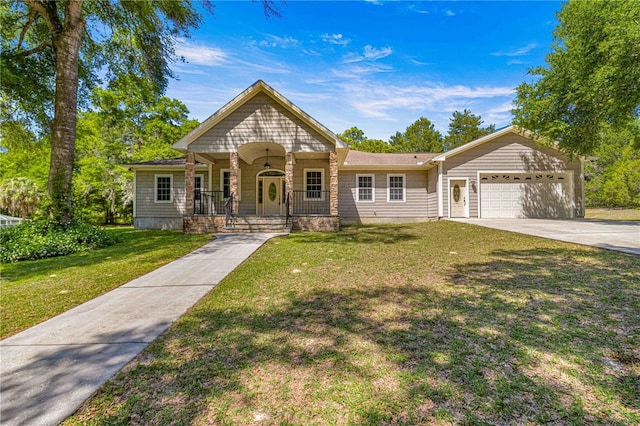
left=338, top=169, right=430, bottom=223
left=441, top=133, right=584, bottom=218
left=292, top=216, right=340, bottom=232
left=189, top=93, right=335, bottom=153
left=183, top=216, right=227, bottom=234
left=426, top=168, right=438, bottom=218
left=134, top=170, right=208, bottom=229
left=135, top=170, right=186, bottom=219
left=134, top=217, right=183, bottom=230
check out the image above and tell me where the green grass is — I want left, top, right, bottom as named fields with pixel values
left=0, top=228, right=211, bottom=339
left=586, top=208, right=640, bottom=221
left=60, top=222, right=639, bottom=424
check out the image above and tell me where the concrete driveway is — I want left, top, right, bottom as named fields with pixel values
left=450, top=218, right=640, bottom=255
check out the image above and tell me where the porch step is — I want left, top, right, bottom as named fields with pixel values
left=223, top=216, right=292, bottom=233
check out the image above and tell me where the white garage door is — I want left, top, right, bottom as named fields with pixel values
left=480, top=173, right=573, bottom=218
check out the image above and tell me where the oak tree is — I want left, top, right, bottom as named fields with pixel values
left=512, top=0, right=640, bottom=156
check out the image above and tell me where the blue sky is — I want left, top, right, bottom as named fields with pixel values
left=166, top=1, right=563, bottom=141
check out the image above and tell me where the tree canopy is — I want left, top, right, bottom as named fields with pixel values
left=0, top=0, right=279, bottom=224
left=512, top=0, right=640, bottom=156
left=337, top=127, right=394, bottom=153
left=389, top=117, right=444, bottom=153
left=444, top=109, right=495, bottom=151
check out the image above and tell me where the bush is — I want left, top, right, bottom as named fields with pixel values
left=0, top=220, right=121, bottom=262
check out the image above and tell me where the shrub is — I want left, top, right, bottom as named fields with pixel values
left=0, top=220, right=121, bottom=262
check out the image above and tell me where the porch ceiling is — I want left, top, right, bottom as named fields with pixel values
left=237, top=142, right=286, bottom=164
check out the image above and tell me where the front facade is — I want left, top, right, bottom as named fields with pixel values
left=130, top=81, right=585, bottom=232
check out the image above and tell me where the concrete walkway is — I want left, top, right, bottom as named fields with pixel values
left=450, top=218, right=640, bottom=255
left=0, top=233, right=284, bottom=426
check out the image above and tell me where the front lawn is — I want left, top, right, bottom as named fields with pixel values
left=67, top=221, right=640, bottom=424
left=0, top=228, right=211, bottom=339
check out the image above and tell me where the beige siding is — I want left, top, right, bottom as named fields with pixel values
left=135, top=171, right=186, bottom=218
left=338, top=170, right=429, bottom=220
left=190, top=93, right=335, bottom=153
left=442, top=133, right=583, bottom=217
left=426, top=168, right=438, bottom=218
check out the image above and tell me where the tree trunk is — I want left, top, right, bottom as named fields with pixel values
left=47, top=1, right=85, bottom=225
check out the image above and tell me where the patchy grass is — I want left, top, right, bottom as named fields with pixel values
left=586, top=208, right=640, bottom=221
left=0, top=228, right=211, bottom=339
left=66, top=222, right=639, bottom=425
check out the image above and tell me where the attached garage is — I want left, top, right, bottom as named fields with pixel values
left=432, top=126, right=584, bottom=219
left=479, top=172, right=574, bottom=218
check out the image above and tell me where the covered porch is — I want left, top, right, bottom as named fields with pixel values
left=182, top=143, right=340, bottom=233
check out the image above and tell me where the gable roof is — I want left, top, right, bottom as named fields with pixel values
left=173, top=80, right=348, bottom=151
left=431, top=125, right=536, bottom=161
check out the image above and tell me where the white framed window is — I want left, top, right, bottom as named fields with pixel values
left=220, top=169, right=241, bottom=200
left=304, top=168, right=324, bottom=201
left=387, top=174, right=406, bottom=202
left=154, top=174, right=173, bottom=203
left=195, top=174, right=205, bottom=191
left=356, top=174, right=375, bottom=202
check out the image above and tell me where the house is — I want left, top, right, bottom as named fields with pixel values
left=129, top=80, right=585, bottom=233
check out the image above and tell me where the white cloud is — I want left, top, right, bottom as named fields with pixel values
left=344, top=45, right=393, bottom=63
left=258, top=35, right=299, bottom=49
left=322, top=33, right=350, bottom=46
left=363, top=45, right=392, bottom=60
left=175, top=41, right=227, bottom=66
left=340, top=81, right=514, bottom=122
left=492, top=43, right=538, bottom=57
left=445, top=9, right=456, bottom=16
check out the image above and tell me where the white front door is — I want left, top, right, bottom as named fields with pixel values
left=263, top=177, right=282, bottom=216
left=450, top=179, right=467, bottom=218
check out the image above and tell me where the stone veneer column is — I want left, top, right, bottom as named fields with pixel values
left=230, top=151, right=239, bottom=215
left=329, top=150, right=338, bottom=216
left=185, top=152, right=195, bottom=216
left=285, top=152, right=294, bottom=216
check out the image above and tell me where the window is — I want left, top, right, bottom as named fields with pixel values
left=304, top=169, right=324, bottom=200
left=387, top=174, right=405, bottom=202
left=194, top=174, right=204, bottom=191
left=154, top=174, right=172, bottom=203
left=357, top=174, right=375, bottom=202
left=220, top=169, right=241, bottom=200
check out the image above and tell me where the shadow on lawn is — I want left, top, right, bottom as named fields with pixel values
left=74, top=247, right=639, bottom=425
left=290, top=224, right=420, bottom=245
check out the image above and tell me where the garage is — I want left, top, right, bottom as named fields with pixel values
left=479, top=172, right=574, bottom=218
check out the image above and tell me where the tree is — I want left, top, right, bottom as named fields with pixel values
left=0, top=120, right=50, bottom=190
left=0, top=177, right=42, bottom=219
left=512, top=0, right=640, bottom=156
left=389, top=117, right=444, bottom=152
left=585, top=124, right=640, bottom=208
left=337, top=127, right=394, bottom=153
left=1, top=1, right=279, bottom=224
left=444, top=109, right=495, bottom=151
left=74, top=78, right=198, bottom=223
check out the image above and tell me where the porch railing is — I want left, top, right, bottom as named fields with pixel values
left=291, top=190, right=330, bottom=215
left=194, top=190, right=226, bottom=215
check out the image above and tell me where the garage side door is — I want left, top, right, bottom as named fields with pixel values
left=480, top=173, right=573, bottom=218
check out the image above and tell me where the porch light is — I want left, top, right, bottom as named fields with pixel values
left=264, top=149, right=271, bottom=169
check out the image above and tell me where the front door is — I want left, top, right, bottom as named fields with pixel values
left=263, top=177, right=282, bottom=216
left=450, top=179, right=467, bottom=218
